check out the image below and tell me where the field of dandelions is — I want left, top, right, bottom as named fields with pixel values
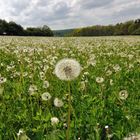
left=0, top=36, right=140, bottom=140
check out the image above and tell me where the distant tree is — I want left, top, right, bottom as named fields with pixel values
left=132, top=27, right=140, bottom=35
left=0, top=18, right=139, bottom=36
left=120, top=21, right=133, bottom=35
left=69, top=19, right=140, bottom=36
left=0, top=19, right=8, bottom=35
left=0, top=19, right=54, bottom=36
left=6, top=21, right=24, bottom=35
left=25, top=25, right=53, bottom=36
left=41, top=25, right=53, bottom=36
left=128, top=19, right=140, bottom=35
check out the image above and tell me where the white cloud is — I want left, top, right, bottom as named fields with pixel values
left=0, top=0, right=139, bottom=29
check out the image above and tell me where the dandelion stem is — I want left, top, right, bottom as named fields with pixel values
left=66, top=81, right=71, bottom=140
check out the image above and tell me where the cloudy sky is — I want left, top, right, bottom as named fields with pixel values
left=0, top=0, right=140, bottom=30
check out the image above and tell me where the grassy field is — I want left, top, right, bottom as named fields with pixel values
left=0, top=36, right=140, bottom=140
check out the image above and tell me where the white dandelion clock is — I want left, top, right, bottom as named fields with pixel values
left=17, top=129, right=30, bottom=140
left=55, top=58, right=81, bottom=81
left=119, top=90, right=128, bottom=100
left=80, top=81, right=86, bottom=91
left=123, top=133, right=140, bottom=140
left=41, top=92, right=51, bottom=101
left=43, top=80, right=49, bottom=89
left=113, top=64, right=121, bottom=72
left=110, top=79, right=113, bottom=86
left=106, top=70, right=112, bottom=76
left=0, top=75, right=7, bottom=84
left=29, top=84, right=38, bottom=96
left=54, top=98, right=64, bottom=107
left=105, top=125, right=109, bottom=129
left=51, top=117, right=59, bottom=125
left=96, top=77, right=104, bottom=84
left=54, top=58, right=81, bottom=140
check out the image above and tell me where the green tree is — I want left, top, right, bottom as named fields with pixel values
left=0, top=19, right=8, bottom=35
left=6, top=21, right=24, bottom=35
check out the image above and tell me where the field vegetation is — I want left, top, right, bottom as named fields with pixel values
left=0, top=36, right=140, bottom=140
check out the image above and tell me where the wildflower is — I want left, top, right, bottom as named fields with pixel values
left=17, top=129, right=30, bottom=140
left=106, top=70, right=112, bottom=76
left=39, top=72, right=45, bottom=79
left=28, top=85, right=38, bottom=95
left=41, top=92, right=51, bottom=101
left=107, top=134, right=113, bottom=139
left=110, top=79, right=113, bottom=85
left=113, top=64, right=121, bottom=72
left=17, top=129, right=24, bottom=136
left=128, top=64, right=134, bottom=69
left=63, top=123, right=67, bottom=128
left=55, top=58, right=81, bottom=81
left=88, top=59, right=96, bottom=67
left=119, top=90, right=128, bottom=100
left=54, top=98, right=64, bottom=107
left=43, top=80, right=49, bottom=88
left=0, top=75, right=7, bottom=84
left=80, top=81, right=86, bottom=91
left=51, top=117, right=59, bottom=125
left=43, top=65, right=49, bottom=72
left=128, top=54, right=134, bottom=60
left=23, top=72, right=28, bottom=77
left=87, top=55, right=96, bottom=66
left=123, top=133, right=140, bottom=140
left=96, top=77, right=104, bottom=84
left=105, top=125, right=109, bottom=129
left=83, top=72, right=89, bottom=75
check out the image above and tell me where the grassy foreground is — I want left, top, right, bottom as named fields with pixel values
left=0, top=36, right=140, bottom=140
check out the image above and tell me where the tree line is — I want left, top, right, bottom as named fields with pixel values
left=0, top=19, right=53, bottom=36
left=67, top=19, right=140, bottom=36
left=0, top=19, right=140, bottom=37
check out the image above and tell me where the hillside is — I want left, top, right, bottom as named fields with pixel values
left=54, top=19, right=140, bottom=37
left=53, top=29, right=74, bottom=36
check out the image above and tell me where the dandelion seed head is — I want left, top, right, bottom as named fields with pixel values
left=51, top=117, right=59, bottom=125
left=55, top=58, right=81, bottom=81
left=0, top=75, right=7, bottom=84
left=80, top=81, right=86, bottom=91
left=110, top=79, right=113, bottom=85
left=63, top=123, right=67, bottom=128
left=96, top=77, right=104, bottom=84
left=17, top=132, right=30, bottom=140
left=41, top=92, right=51, bottom=101
left=105, top=125, right=109, bottom=129
left=29, top=85, right=38, bottom=96
left=106, top=70, right=112, bottom=76
left=43, top=80, right=49, bottom=88
left=17, top=129, right=25, bottom=137
left=123, top=133, right=140, bottom=140
left=113, top=64, right=121, bottom=72
left=119, top=90, right=128, bottom=100
left=54, top=98, right=64, bottom=107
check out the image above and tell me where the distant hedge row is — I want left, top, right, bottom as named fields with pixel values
left=0, top=19, right=53, bottom=36
left=68, top=19, right=140, bottom=36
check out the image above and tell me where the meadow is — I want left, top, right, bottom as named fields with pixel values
left=0, top=36, right=140, bottom=140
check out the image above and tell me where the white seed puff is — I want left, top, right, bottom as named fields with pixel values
left=41, top=92, right=51, bottom=101
left=54, top=98, right=64, bottom=107
left=55, top=58, right=81, bottom=81
left=51, top=117, right=59, bottom=125
left=119, top=90, right=128, bottom=100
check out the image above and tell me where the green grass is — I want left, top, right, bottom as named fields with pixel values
left=0, top=36, right=140, bottom=140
